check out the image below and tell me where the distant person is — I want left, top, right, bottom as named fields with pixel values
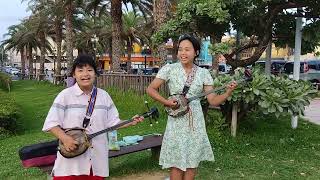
left=45, top=68, right=49, bottom=77
left=42, top=55, right=144, bottom=179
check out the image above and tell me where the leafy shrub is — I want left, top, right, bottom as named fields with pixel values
left=0, top=90, right=19, bottom=132
left=0, top=72, right=11, bottom=91
left=0, top=127, right=12, bottom=140
left=205, top=108, right=226, bottom=141
left=213, top=68, right=318, bottom=122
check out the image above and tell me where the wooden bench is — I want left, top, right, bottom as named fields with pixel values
left=37, top=134, right=163, bottom=174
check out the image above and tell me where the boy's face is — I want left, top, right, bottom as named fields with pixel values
left=73, top=64, right=96, bottom=90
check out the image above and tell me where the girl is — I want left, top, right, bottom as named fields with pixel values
left=146, top=34, right=237, bottom=180
left=43, top=55, right=143, bottom=179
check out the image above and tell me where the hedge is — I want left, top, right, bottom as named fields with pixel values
left=0, top=72, right=11, bottom=92
left=0, top=90, right=19, bottom=133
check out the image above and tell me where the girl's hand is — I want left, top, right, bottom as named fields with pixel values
left=226, top=81, right=238, bottom=95
left=130, top=115, right=144, bottom=126
left=165, top=99, right=179, bottom=109
left=61, top=135, right=79, bottom=152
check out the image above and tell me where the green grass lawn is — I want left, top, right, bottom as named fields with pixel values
left=1, top=80, right=320, bottom=179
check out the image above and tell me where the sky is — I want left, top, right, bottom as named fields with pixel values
left=0, top=0, right=30, bottom=42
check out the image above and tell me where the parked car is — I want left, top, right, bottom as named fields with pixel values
left=199, top=64, right=231, bottom=74
left=131, top=67, right=159, bottom=75
left=218, top=63, right=231, bottom=74
left=254, top=59, right=286, bottom=75
left=9, top=68, right=20, bottom=75
left=282, top=61, right=320, bottom=89
left=307, top=60, right=320, bottom=71
left=142, top=67, right=159, bottom=75
left=4, top=65, right=12, bottom=73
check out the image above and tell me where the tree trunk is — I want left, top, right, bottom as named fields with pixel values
left=231, top=103, right=238, bottom=137
left=65, top=2, right=74, bottom=75
left=27, top=44, right=33, bottom=78
left=55, top=19, right=63, bottom=76
left=39, top=31, right=46, bottom=80
left=172, top=39, right=178, bottom=62
left=111, top=0, right=122, bottom=72
left=20, top=48, right=26, bottom=78
left=265, top=41, right=272, bottom=75
left=154, top=0, right=168, bottom=66
left=210, top=34, right=219, bottom=76
left=127, top=40, right=132, bottom=72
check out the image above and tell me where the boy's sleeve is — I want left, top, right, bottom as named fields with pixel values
left=42, top=92, right=65, bottom=132
left=156, top=64, right=171, bottom=81
left=105, top=93, right=121, bottom=127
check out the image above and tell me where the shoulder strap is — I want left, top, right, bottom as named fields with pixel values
left=83, top=87, right=98, bottom=128
left=182, top=65, right=198, bottom=96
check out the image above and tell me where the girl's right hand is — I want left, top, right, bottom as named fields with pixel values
left=61, top=135, right=79, bottom=152
left=165, top=99, right=179, bottom=109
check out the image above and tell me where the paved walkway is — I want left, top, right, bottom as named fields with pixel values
left=303, top=98, right=320, bottom=125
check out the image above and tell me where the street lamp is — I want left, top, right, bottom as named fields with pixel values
left=141, top=45, right=150, bottom=74
left=91, top=34, right=99, bottom=62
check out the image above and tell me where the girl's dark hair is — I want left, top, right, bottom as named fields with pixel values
left=70, top=54, right=99, bottom=76
left=178, top=34, right=201, bottom=58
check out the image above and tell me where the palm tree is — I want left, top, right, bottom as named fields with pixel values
left=2, top=24, right=27, bottom=76
left=2, top=22, right=39, bottom=77
left=47, top=0, right=65, bottom=76
left=114, top=0, right=152, bottom=71
left=26, top=11, right=50, bottom=79
left=122, top=11, right=150, bottom=72
left=88, top=0, right=152, bottom=72
left=19, top=20, right=39, bottom=77
left=64, top=0, right=75, bottom=75
left=153, top=0, right=168, bottom=66
left=110, top=0, right=122, bottom=71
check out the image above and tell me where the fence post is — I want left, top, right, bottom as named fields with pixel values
left=231, top=103, right=238, bottom=137
left=7, top=81, right=10, bottom=93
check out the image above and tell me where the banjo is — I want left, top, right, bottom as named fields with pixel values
left=165, top=70, right=252, bottom=117
left=58, top=107, right=159, bottom=158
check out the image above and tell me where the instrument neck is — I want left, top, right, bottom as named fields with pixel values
left=186, top=85, right=226, bottom=102
left=186, top=79, right=246, bottom=103
left=86, top=110, right=154, bottom=140
left=87, top=119, right=133, bottom=140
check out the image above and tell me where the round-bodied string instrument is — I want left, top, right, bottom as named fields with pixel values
left=58, top=107, right=159, bottom=158
left=165, top=70, right=252, bottom=117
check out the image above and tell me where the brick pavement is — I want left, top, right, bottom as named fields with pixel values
left=303, top=98, right=320, bottom=125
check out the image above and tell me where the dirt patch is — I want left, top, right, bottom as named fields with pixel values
left=110, top=171, right=169, bottom=180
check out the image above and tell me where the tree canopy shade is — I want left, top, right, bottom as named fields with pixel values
left=152, top=0, right=320, bottom=68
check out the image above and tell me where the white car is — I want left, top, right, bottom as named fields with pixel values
left=9, top=68, right=20, bottom=75
left=4, top=66, right=12, bottom=73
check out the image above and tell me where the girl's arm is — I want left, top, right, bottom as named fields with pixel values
left=204, top=81, right=237, bottom=106
left=146, top=78, right=177, bottom=107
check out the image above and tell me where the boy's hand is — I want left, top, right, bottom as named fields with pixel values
left=130, top=115, right=144, bottom=126
left=61, top=135, right=79, bottom=152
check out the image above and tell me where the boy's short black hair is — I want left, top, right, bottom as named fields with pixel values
left=178, top=34, right=201, bottom=58
left=71, top=54, right=99, bottom=76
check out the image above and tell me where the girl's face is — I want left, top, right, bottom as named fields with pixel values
left=73, top=64, right=96, bottom=91
left=177, top=40, right=197, bottom=65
